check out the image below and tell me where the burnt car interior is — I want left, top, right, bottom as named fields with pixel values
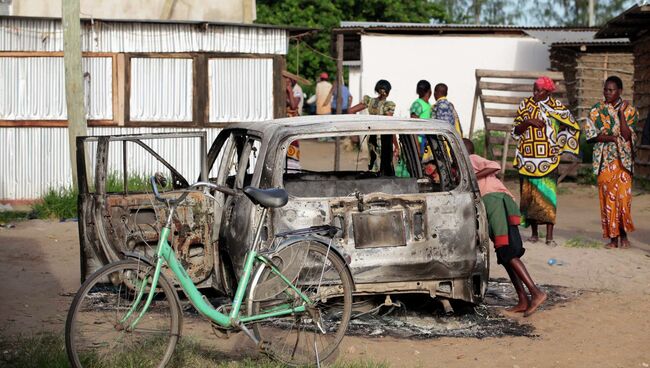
left=283, top=134, right=462, bottom=198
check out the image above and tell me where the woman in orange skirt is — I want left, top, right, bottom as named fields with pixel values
left=584, top=76, right=638, bottom=249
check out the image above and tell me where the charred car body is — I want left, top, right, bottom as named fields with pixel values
left=77, top=115, right=490, bottom=304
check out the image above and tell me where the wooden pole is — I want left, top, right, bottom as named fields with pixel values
left=62, top=0, right=88, bottom=190
left=500, top=133, right=510, bottom=179
left=334, top=34, right=343, bottom=171
left=469, top=75, right=480, bottom=138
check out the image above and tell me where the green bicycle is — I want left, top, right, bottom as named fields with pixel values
left=65, top=175, right=354, bottom=367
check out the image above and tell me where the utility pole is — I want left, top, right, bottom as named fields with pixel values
left=334, top=34, right=344, bottom=171
left=62, top=0, right=88, bottom=190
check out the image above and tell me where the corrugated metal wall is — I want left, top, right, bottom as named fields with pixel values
left=130, top=58, right=193, bottom=121
left=209, top=58, right=273, bottom=122
left=0, top=18, right=288, bottom=54
left=0, top=127, right=223, bottom=200
left=0, top=56, right=112, bottom=120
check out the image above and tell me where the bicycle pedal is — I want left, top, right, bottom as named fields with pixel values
left=210, top=322, right=236, bottom=339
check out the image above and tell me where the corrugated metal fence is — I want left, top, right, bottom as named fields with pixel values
left=0, top=127, right=223, bottom=200
left=0, top=18, right=288, bottom=54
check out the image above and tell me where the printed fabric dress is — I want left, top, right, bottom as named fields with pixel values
left=584, top=99, right=637, bottom=238
left=363, top=95, right=396, bottom=171
left=512, top=96, right=580, bottom=226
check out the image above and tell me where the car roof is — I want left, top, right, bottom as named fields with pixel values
left=227, top=114, right=458, bottom=137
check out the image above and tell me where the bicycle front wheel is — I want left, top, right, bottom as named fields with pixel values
left=65, top=259, right=182, bottom=368
left=250, top=240, right=353, bottom=366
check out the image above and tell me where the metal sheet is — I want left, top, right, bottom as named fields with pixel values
left=129, top=58, right=192, bottom=122
left=0, top=127, right=222, bottom=200
left=0, top=56, right=112, bottom=120
left=0, top=18, right=288, bottom=54
left=208, top=58, right=273, bottom=122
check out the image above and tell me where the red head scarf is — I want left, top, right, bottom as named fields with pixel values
left=535, top=76, right=556, bottom=92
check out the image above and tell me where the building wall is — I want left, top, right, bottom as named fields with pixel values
left=633, top=33, right=650, bottom=179
left=550, top=47, right=634, bottom=123
left=360, top=34, right=551, bottom=133
left=5, top=0, right=256, bottom=23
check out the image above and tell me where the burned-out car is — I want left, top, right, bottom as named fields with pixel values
left=77, top=115, right=490, bottom=304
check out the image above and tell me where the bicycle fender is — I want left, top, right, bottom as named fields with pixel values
left=273, top=236, right=355, bottom=288
left=121, top=251, right=156, bottom=267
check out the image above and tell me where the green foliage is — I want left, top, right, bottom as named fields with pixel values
left=105, top=172, right=155, bottom=193
left=0, top=333, right=69, bottom=368
left=30, top=172, right=159, bottom=220
left=577, top=166, right=597, bottom=186
left=256, top=0, right=448, bottom=92
left=565, top=236, right=602, bottom=249
left=31, top=187, right=78, bottom=220
left=470, top=129, right=487, bottom=157
left=0, top=332, right=388, bottom=368
left=438, top=0, right=636, bottom=26
left=0, top=211, right=31, bottom=223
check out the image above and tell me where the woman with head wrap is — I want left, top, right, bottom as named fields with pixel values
left=512, top=76, right=580, bottom=246
left=349, top=80, right=397, bottom=172
left=584, top=76, right=637, bottom=249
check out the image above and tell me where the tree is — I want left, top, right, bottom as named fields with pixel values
left=256, top=0, right=448, bottom=93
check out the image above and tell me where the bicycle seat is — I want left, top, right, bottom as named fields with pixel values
left=243, top=187, right=289, bottom=208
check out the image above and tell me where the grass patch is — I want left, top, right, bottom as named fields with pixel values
left=0, top=211, right=32, bottom=223
left=31, top=187, right=78, bottom=220
left=0, top=332, right=388, bottom=368
left=29, top=172, right=164, bottom=220
left=565, top=236, right=602, bottom=249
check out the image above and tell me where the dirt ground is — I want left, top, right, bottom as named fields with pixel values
left=1, top=183, right=649, bottom=367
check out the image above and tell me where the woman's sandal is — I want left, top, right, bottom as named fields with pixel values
left=620, top=239, right=631, bottom=249
left=527, top=236, right=540, bottom=243
left=545, top=239, right=558, bottom=247
left=604, top=242, right=618, bottom=249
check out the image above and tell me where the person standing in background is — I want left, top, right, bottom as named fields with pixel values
left=292, top=79, right=304, bottom=115
left=330, top=82, right=353, bottom=114
left=512, top=76, right=580, bottom=246
left=315, top=72, right=333, bottom=115
left=410, top=80, right=432, bottom=119
left=432, top=83, right=462, bottom=136
left=584, top=76, right=638, bottom=249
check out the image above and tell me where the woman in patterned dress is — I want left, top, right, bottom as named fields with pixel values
left=512, top=76, right=580, bottom=246
left=584, top=76, right=637, bottom=249
left=348, top=80, right=397, bottom=172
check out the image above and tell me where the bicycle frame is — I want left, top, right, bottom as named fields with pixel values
left=124, top=206, right=312, bottom=333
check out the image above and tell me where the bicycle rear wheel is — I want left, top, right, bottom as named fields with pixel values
left=65, top=259, right=182, bottom=368
left=249, top=240, right=353, bottom=366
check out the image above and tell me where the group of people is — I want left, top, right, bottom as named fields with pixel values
left=469, top=74, right=637, bottom=316
left=511, top=75, right=637, bottom=250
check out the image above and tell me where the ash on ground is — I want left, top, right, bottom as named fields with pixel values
left=346, top=279, right=579, bottom=339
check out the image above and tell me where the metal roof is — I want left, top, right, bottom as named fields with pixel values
left=523, top=29, right=629, bottom=46
left=337, top=21, right=596, bottom=34
left=0, top=15, right=315, bottom=34
left=596, top=4, right=650, bottom=40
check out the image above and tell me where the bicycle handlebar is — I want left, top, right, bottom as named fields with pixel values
left=150, top=175, right=238, bottom=206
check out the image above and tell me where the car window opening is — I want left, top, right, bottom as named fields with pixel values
left=283, top=133, right=462, bottom=198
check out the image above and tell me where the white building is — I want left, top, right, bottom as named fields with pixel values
left=334, top=22, right=585, bottom=134
left=0, top=16, right=307, bottom=201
